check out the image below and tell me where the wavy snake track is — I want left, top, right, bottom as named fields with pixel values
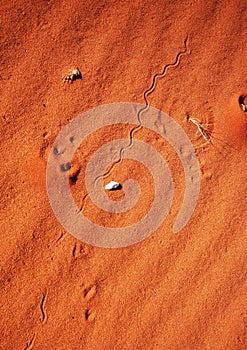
left=79, top=36, right=190, bottom=212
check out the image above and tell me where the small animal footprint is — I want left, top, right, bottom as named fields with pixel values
left=83, top=284, right=97, bottom=301
left=72, top=242, right=89, bottom=258
left=84, top=308, right=96, bottom=322
left=69, top=163, right=81, bottom=184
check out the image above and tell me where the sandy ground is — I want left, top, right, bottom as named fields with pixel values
left=1, top=0, right=247, bottom=349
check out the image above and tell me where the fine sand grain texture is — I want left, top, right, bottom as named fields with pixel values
left=1, top=0, right=247, bottom=349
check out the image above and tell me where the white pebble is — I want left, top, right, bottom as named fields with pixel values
left=104, top=181, right=121, bottom=190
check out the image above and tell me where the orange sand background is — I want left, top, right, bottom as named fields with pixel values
left=1, top=0, right=247, bottom=349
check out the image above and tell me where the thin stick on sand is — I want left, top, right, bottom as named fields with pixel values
left=186, top=115, right=211, bottom=143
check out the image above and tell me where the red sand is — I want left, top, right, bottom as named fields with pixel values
left=1, top=1, right=247, bottom=349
